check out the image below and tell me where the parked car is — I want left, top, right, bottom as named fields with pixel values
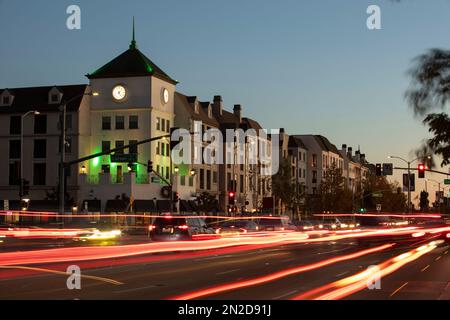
left=149, top=214, right=214, bottom=241
left=216, top=220, right=259, bottom=235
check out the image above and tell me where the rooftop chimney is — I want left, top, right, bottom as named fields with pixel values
left=348, top=147, right=353, bottom=157
left=213, top=95, right=223, bottom=116
left=233, top=104, right=242, bottom=122
left=342, top=144, right=347, bottom=152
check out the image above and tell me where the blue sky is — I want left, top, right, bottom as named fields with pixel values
left=1, top=0, right=450, bottom=198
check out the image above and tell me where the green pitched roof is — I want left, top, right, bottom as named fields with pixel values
left=86, top=47, right=177, bottom=84
left=87, top=17, right=177, bottom=84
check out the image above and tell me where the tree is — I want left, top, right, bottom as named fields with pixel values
left=362, top=174, right=407, bottom=212
left=272, top=157, right=295, bottom=215
left=419, top=191, right=430, bottom=212
left=319, top=164, right=353, bottom=213
left=197, top=192, right=217, bottom=214
left=406, top=49, right=450, bottom=166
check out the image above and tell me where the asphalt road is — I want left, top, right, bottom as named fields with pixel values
left=0, top=237, right=448, bottom=300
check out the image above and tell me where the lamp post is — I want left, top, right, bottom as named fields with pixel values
left=59, top=91, right=98, bottom=219
left=20, top=110, right=40, bottom=199
left=388, top=155, right=431, bottom=214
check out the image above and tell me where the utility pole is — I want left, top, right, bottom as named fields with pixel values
left=59, top=103, right=66, bottom=222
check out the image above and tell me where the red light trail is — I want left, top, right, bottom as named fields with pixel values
left=292, top=241, right=440, bottom=300
left=170, top=243, right=394, bottom=300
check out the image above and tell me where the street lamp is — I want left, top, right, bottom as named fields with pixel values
left=388, top=155, right=432, bottom=213
left=20, top=110, right=40, bottom=199
left=59, top=91, right=99, bottom=218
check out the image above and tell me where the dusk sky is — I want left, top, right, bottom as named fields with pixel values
left=1, top=0, right=450, bottom=199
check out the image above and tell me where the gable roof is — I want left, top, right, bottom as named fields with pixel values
left=315, top=135, right=340, bottom=154
left=288, top=136, right=308, bottom=150
left=86, top=45, right=177, bottom=84
left=174, top=92, right=219, bottom=127
left=0, top=84, right=88, bottom=113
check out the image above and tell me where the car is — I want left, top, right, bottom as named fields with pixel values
left=293, top=220, right=316, bottom=231
left=257, top=216, right=296, bottom=231
left=216, top=220, right=259, bottom=235
left=149, top=215, right=214, bottom=241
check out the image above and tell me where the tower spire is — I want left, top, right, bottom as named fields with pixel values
left=130, top=16, right=137, bottom=49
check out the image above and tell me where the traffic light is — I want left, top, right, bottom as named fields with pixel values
left=147, top=161, right=153, bottom=173
left=375, top=164, right=382, bottom=176
left=418, top=163, right=426, bottom=179
left=228, top=191, right=236, bottom=205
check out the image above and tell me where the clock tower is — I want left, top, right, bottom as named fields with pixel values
left=83, top=19, right=178, bottom=187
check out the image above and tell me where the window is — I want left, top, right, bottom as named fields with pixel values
left=156, top=117, right=161, bottom=131
left=312, top=171, right=318, bottom=184
left=33, top=163, right=46, bottom=185
left=129, top=140, right=138, bottom=155
left=115, top=141, right=124, bottom=155
left=200, top=169, right=205, bottom=189
left=9, top=140, right=20, bottom=159
left=9, top=162, right=20, bottom=186
left=161, top=143, right=165, bottom=157
left=156, top=142, right=160, bottom=155
left=206, top=170, right=211, bottom=190
left=115, top=116, right=125, bottom=130
left=165, top=166, right=170, bottom=180
left=312, top=154, right=317, bottom=168
left=156, top=165, right=160, bottom=175
left=129, top=116, right=138, bottom=129
left=10, top=116, right=21, bottom=135
left=180, top=175, right=186, bottom=186
left=240, top=175, right=244, bottom=193
left=34, top=115, right=47, bottom=134
left=33, top=140, right=46, bottom=158
left=102, top=116, right=111, bottom=130
left=213, top=171, right=217, bottom=184
left=166, top=120, right=170, bottom=133
left=161, top=118, right=166, bottom=132
left=166, top=143, right=170, bottom=157
left=102, top=141, right=111, bottom=153
left=51, top=94, right=59, bottom=103
left=3, top=96, right=10, bottom=105
left=102, top=165, right=110, bottom=174
left=189, top=176, right=194, bottom=187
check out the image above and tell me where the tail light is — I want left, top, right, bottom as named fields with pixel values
left=148, top=225, right=155, bottom=231
left=240, top=228, right=248, bottom=234
left=177, top=225, right=189, bottom=230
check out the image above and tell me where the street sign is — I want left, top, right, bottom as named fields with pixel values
left=383, top=163, right=393, bottom=176
left=372, top=193, right=383, bottom=198
left=376, top=204, right=382, bottom=212
left=445, top=179, right=450, bottom=185
left=110, top=154, right=138, bottom=163
left=403, top=174, right=416, bottom=192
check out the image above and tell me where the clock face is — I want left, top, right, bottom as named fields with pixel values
left=162, top=88, right=169, bottom=104
left=112, top=85, right=127, bottom=101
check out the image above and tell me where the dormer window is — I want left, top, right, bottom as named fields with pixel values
left=48, top=87, right=62, bottom=104
left=208, top=106, right=212, bottom=118
left=0, top=90, right=14, bottom=107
